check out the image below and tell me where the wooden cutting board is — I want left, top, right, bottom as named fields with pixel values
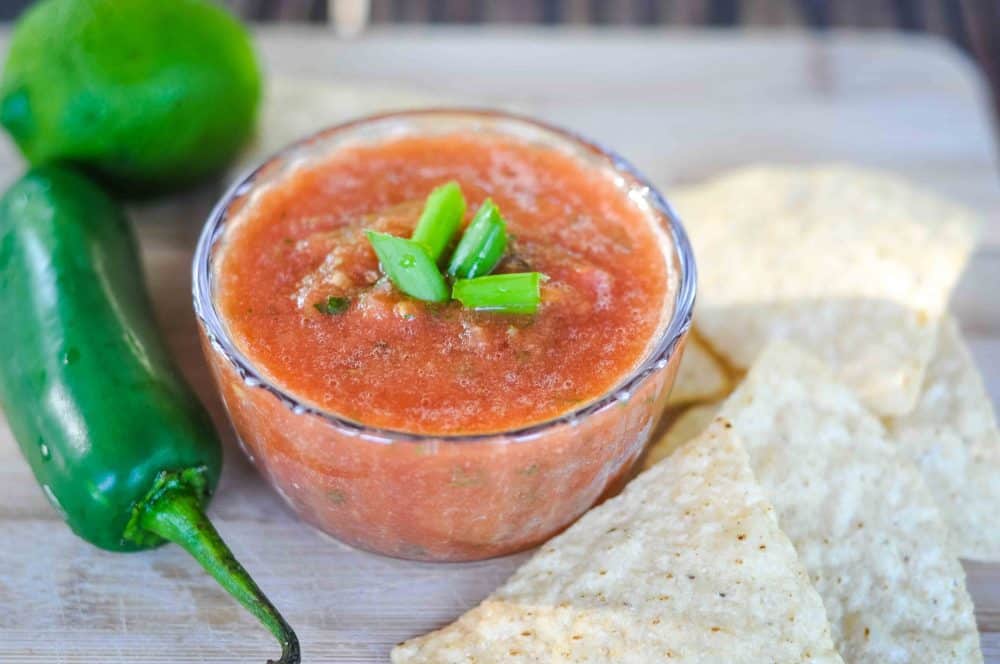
left=1, top=27, right=998, bottom=663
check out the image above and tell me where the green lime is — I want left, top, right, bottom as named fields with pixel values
left=0, top=0, right=262, bottom=193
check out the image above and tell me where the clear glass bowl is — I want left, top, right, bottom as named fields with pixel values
left=193, top=110, right=696, bottom=561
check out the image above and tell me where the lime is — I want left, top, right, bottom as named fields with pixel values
left=0, top=0, right=262, bottom=193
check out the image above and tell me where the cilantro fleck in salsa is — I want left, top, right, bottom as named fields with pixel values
left=195, top=111, right=694, bottom=560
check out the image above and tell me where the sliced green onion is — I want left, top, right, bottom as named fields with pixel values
left=452, top=272, right=543, bottom=314
left=313, top=296, right=350, bottom=315
left=366, top=231, right=449, bottom=302
left=411, top=180, right=466, bottom=262
left=447, top=198, right=508, bottom=279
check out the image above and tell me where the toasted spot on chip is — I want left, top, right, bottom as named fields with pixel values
left=720, top=343, right=981, bottom=663
left=675, top=164, right=978, bottom=415
left=887, top=315, right=1000, bottom=561
left=393, top=421, right=842, bottom=663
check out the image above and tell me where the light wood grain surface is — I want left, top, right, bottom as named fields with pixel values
left=0, top=27, right=998, bottom=663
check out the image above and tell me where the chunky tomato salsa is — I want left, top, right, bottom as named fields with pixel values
left=215, top=131, right=671, bottom=435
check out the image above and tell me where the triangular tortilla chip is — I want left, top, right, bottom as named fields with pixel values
left=667, top=335, right=731, bottom=407
left=887, top=316, right=1000, bottom=561
left=720, top=344, right=981, bottom=663
left=394, top=421, right=843, bottom=663
left=643, top=402, right=720, bottom=470
left=675, top=165, right=978, bottom=415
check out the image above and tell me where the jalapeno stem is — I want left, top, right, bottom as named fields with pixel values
left=138, top=484, right=300, bottom=664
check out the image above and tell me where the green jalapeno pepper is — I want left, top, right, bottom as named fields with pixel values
left=0, top=167, right=299, bottom=663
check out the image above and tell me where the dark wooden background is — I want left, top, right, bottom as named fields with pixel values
left=1, top=1, right=997, bottom=119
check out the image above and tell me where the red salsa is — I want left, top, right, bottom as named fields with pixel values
left=216, top=132, right=671, bottom=435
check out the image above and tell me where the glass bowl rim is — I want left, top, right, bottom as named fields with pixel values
left=192, top=108, right=697, bottom=444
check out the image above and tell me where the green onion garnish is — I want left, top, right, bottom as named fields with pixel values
left=447, top=198, right=508, bottom=279
left=366, top=230, right=449, bottom=302
left=452, top=272, right=543, bottom=314
left=410, top=180, right=466, bottom=262
left=313, top=296, right=350, bottom=315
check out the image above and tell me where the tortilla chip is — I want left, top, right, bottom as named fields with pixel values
left=394, top=421, right=842, bottom=663
left=675, top=165, right=978, bottom=415
left=720, top=343, right=981, bottom=663
left=887, top=316, right=1000, bottom=561
left=667, top=335, right=731, bottom=407
left=643, top=402, right=719, bottom=470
